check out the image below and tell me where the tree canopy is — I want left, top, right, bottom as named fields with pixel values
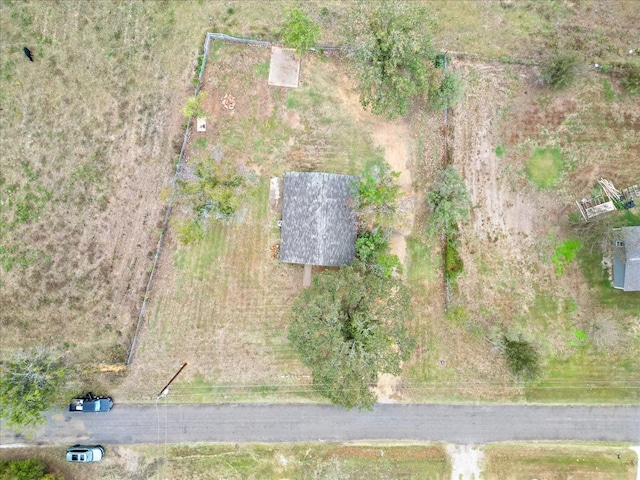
left=0, top=457, right=62, bottom=480
left=288, top=264, right=415, bottom=410
left=425, top=166, right=471, bottom=236
left=346, top=0, right=438, bottom=118
left=280, top=8, right=321, bottom=52
left=0, top=347, right=67, bottom=428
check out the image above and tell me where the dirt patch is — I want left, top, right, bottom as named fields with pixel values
left=372, top=372, right=404, bottom=403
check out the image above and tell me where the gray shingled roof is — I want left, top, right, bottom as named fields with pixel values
left=612, top=226, right=640, bottom=292
left=279, top=172, right=357, bottom=267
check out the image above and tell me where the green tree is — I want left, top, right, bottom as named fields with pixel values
left=351, top=160, right=402, bottom=229
left=0, top=347, right=67, bottom=428
left=346, top=0, right=438, bottom=118
left=425, top=166, right=471, bottom=236
left=281, top=8, right=321, bottom=52
left=0, top=457, right=61, bottom=480
left=503, top=336, right=541, bottom=380
left=288, top=264, right=415, bottom=410
left=175, top=158, right=246, bottom=243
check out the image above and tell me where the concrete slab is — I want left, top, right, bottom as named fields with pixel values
left=268, top=47, right=300, bottom=88
left=303, top=264, right=312, bottom=288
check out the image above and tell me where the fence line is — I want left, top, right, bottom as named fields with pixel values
left=125, top=33, right=215, bottom=365
left=127, top=32, right=339, bottom=365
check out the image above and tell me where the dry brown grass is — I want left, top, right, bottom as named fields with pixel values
left=483, top=443, right=638, bottom=480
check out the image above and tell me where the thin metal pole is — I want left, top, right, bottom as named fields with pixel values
left=156, top=362, right=188, bottom=401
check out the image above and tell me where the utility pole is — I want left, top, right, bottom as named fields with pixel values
left=156, top=362, right=188, bottom=401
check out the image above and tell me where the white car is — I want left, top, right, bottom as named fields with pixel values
left=66, top=445, right=104, bottom=462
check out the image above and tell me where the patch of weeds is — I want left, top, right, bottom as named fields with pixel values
left=445, top=236, right=463, bottom=281
left=406, top=236, right=439, bottom=284
left=564, top=297, right=578, bottom=316
left=552, top=239, right=581, bottom=275
left=20, top=162, right=40, bottom=181
left=280, top=7, right=321, bottom=52
left=428, top=71, right=462, bottom=110
left=0, top=245, right=42, bottom=272
left=446, top=304, right=469, bottom=326
left=0, top=59, right=15, bottom=81
left=616, top=210, right=640, bottom=227
left=174, top=218, right=204, bottom=244
left=183, top=92, right=207, bottom=119
left=495, top=144, right=506, bottom=157
left=8, top=185, right=51, bottom=227
left=193, top=53, right=204, bottom=84
left=525, top=146, right=565, bottom=188
left=209, top=41, right=223, bottom=62
left=601, top=79, right=616, bottom=101
left=433, top=52, right=449, bottom=69
left=541, top=52, right=578, bottom=90
left=253, top=60, right=270, bottom=79
left=71, top=152, right=107, bottom=188
left=568, top=328, right=587, bottom=347
left=285, top=88, right=324, bottom=111
left=193, top=138, right=207, bottom=150
left=621, top=64, right=640, bottom=96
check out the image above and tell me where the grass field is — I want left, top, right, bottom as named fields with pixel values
left=1, top=443, right=636, bottom=479
left=0, top=443, right=451, bottom=480
left=483, top=443, right=638, bottom=480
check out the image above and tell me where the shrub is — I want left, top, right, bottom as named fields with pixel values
left=351, top=160, right=401, bottom=230
left=621, top=65, right=640, bottom=96
left=425, top=166, right=471, bottom=236
left=541, top=53, right=578, bottom=90
left=281, top=8, right=320, bottom=52
left=428, top=71, right=462, bottom=110
left=503, top=336, right=540, bottom=380
left=182, top=92, right=207, bottom=119
left=355, top=229, right=401, bottom=278
left=445, top=236, right=464, bottom=280
left=174, top=218, right=204, bottom=244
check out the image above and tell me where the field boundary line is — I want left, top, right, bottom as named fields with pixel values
left=125, top=33, right=213, bottom=365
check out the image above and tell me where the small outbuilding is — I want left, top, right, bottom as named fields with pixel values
left=612, top=226, right=640, bottom=292
left=279, top=172, right=357, bottom=278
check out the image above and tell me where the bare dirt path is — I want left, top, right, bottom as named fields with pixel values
left=372, top=122, right=416, bottom=266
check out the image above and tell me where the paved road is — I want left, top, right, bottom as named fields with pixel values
left=2, top=404, right=639, bottom=446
